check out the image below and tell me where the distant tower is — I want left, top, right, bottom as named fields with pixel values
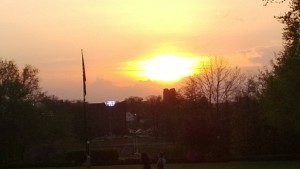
left=163, top=88, right=176, bottom=104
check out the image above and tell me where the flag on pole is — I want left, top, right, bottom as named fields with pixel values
left=81, top=49, right=86, bottom=96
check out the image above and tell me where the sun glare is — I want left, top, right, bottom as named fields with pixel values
left=137, top=54, right=202, bottom=82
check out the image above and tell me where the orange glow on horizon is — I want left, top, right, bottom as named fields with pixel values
left=121, top=54, right=206, bottom=83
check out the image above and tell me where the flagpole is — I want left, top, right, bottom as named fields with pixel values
left=82, top=49, right=91, bottom=168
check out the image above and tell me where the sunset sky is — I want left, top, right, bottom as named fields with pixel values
left=0, top=0, right=289, bottom=102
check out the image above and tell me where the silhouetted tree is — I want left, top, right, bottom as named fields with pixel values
left=230, top=76, right=274, bottom=158
left=262, top=0, right=287, bottom=6
left=145, top=95, right=162, bottom=137
left=0, top=58, right=43, bottom=164
left=182, top=56, right=245, bottom=113
left=179, top=56, right=246, bottom=160
left=37, top=96, right=75, bottom=142
left=177, top=96, right=216, bottom=161
left=262, top=0, right=300, bottom=154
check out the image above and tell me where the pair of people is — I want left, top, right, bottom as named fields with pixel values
left=141, top=152, right=166, bottom=169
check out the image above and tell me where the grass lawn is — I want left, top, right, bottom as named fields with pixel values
left=25, top=161, right=300, bottom=169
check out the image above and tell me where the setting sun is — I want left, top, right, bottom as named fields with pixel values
left=134, top=54, right=202, bottom=82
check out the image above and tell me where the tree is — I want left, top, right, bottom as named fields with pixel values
left=230, top=76, right=274, bottom=158
left=145, top=95, right=162, bottom=137
left=180, top=76, right=203, bottom=103
left=262, top=0, right=300, bottom=154
left=179, top=56, right=245, bottom=160
left=262, top=0, right=287, bottom=6
left=37, top=96, right=75, bottom=142
left=0, top=58, right=43, bottom=163
left=182, top=56, right=245, bottom=112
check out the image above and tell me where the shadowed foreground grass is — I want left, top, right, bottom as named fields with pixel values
left=25, top=161, right=300, bottom=169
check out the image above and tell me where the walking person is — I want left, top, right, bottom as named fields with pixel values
left=156, top=152, right=166, bottom=169
left=141, top=153, right=151, bottom=169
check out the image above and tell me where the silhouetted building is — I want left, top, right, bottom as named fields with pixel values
left=163, top=88, right=176, bottom=104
